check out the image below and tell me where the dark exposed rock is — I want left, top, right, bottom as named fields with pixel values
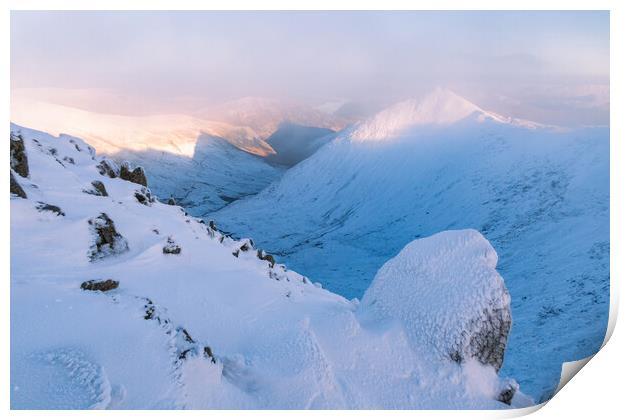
left=134, top=187, right=155, bottom=205
left=232, top=249, right=240, bottom=258
left=36, top=202, right=65, bottom=216
left=257, top=249, right=276, bottom=268
left=80, top=279, right=119, bottom=292
left=166, top=197, right=177, bottom=205
left=87, top=213, right=129, bottom=261
left=83, top=180, right=109, bottom=197
left=96, top=159, right=119, bottom=178
left=10, top=133, right=29, bottom=177
left=141, top=297, right=215, bottom=363
left=449, top=306, right=511, bottom=372
left=496, top=379, right=518, bottom=405
left=10, top=171, right=27, bottom=198
left=209, top=220, right=217, bottom=231
left=239, top=239, right=254, bottom=252
left=203, top=346, right=216, bottom=363
left=63, top=156, right=75, bottom=165
left=163, top=236, right=181, bottom=255
left=120, top=162, right=148, bottom=187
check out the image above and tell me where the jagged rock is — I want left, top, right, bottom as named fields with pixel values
left=87, top=213, right=129, bottom=261
left=10, top=171, right=27, bottom=198
left=239, top=239, right=253, bottom=252
left=10, top=132, right=29, bottom=178
left=83, top=180, right=108, bottom=197
left=63, top=156, right=75, bottom=165
left=203, top=346, right=216, bottom=363
left=208, top=220, right=217, bottom=231
left=496, top=379, right=518, bottom=405
left=257, top=249, right=276, bottom=268
left=96, top=159, right=119, bottom=178
left=163, top=236, right=182, bottom=255
left=166, top=197, right=176, bottom=206
left=36, top=202, right=65, bottom=216
left=80, top=279, right=119, bottom=292
left=134, top=187, right=155, bottom=206
left=120, top=162, right=147, bottom=187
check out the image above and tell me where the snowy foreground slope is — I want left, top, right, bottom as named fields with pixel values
left=213, top=89, right=610, bottom=401
left=10, top=123, right=532, bottom=409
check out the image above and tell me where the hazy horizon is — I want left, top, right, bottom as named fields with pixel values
left=11, top=11, right=610, bottom=126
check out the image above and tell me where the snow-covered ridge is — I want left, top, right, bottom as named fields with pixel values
left=348, top=88, right=549, bottom=142
left=10, top=123, right=530, bottom=409
left=11, top=97, right=275, bottom=157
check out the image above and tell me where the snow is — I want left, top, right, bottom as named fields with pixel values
left=110, top=134, right=283, bottom=216
left=212, top=90, right=609, bottom=401
left=10, top=123, right=528, bottom=409
left=359, top=229, right=511, bottom=371
left=10, top=97, right=275, bottom=156
left=348, top=88, right=552, bottom=143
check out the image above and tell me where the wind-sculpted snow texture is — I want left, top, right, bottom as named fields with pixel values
left=10, top=123, right=531, bottom=409
left=213, top=89, right=610, bottom=402
left=360, top=230, right=511, bottom=372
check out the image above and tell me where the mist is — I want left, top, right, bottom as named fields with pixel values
left=11, top=10, right=610, bottom=125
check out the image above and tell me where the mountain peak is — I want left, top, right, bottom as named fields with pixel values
left=349, top=88, right=487, bottom=141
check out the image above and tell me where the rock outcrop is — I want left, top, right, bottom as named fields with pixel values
left=80, top=279, right=119, bottom=292
left=96, top=159, right=119, bottom=179
left=134, top=187, right=155, bottom=206
left=10, top=132, right=29, bottom=178
left=36, top=202, right=65, bottom=217
left=83, top=180, right=108, bottom=197
left=163, top=237, right=182, bottom=255
left=10, top=171, right=27, bottom=198
left=120, top=162, right=147, bottom=187
left=87, top=213, right=129, bottom=261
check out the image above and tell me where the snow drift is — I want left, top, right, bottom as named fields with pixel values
left=10, top=123, right=529, bottom=409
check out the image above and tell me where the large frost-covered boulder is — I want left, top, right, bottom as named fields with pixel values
left=360, top=229, right=511, bottom=371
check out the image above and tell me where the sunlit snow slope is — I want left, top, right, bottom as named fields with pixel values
left=10, top=123, right=530, bottom=409
left=11, top=98, right=283, bottom=214
left=213, top=89, right=610, bottom=401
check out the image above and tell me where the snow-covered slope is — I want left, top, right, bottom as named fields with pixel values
left=11, top=98, right=284, bottom=214
left=109, top=134, right=282, bottom=216
left=10, top=123, right=531, bottom=409
left=264, top=122, right=336, bottom=167
left=212, top=89, right=610, bottom=402
left=11, top=97, right=275, bottom=156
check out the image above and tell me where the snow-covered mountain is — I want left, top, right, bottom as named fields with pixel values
left=212, top=88, right=610, bottom=402
left=110, top=134, right=282, bottom=216
left=11, top=98, right=287, bottom=214
left=11, top=97, right=275, bottom=156
left=199, top=97, right=351, bottom=140
left=263, top=122, right=336, bottom=167
left=10, top=123, right=531, bottom=409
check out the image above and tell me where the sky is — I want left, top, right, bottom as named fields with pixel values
left=11, top=11, right=610, bottom=126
